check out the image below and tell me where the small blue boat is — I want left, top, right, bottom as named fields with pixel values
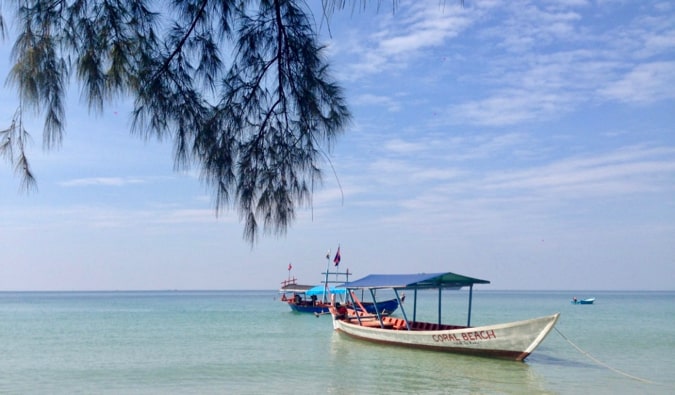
left=571, top=297, right=595, bottom=305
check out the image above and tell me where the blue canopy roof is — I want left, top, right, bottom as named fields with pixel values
left=343, top=272, right=490, bottom=290
left=305, top=285, right=346, bottom=296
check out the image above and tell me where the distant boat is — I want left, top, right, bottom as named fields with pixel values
left=571, top=297, right=595, bottom=305
left=328, top=272, right=559, bottom=361
left=279, top=277, right=314, bottom=298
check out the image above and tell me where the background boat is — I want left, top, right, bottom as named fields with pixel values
left=571, top=297, right=595, bottom=305
left=279, top=249, right=399, bottom=315
left=285, top=284, right=399, bottom=315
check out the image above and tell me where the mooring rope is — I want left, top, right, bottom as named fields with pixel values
left=554, top=327, right=655, bottom=384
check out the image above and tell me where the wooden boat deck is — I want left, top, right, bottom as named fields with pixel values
left=344, top=315, right=468, bottom=331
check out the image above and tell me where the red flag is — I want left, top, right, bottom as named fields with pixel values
left=333, top=246, right=341, bottom=266
left=288, top=263, right=292, bottom=271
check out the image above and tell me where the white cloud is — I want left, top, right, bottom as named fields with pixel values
left=485, top=155, right=675, bottom=197
left=383, top=138, right=426, bottom=154
left=59, top=177, right=147, bottom=187
left=0, top=203, right=231, bottom=232
left=448, top=89, right=572, bottom=126
left=352, top=93, right=402, bottom=112
left=599, top=62, right=675, bottom=103
left=336, top=1, right=477, bottom=80
left=376, top=5, right=470, bottom=56
left=338, top=135, right=675, bottom=230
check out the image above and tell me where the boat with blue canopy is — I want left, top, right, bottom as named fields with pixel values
left=279, top=259, right=398, bottom=315
left=282, top=275, right=398, bottom=315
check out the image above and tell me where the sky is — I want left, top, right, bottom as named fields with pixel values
left=1, top=0, right=674, bottom=291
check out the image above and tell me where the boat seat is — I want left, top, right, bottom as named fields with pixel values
left=356, top=319, right=393, bottom=328
left=390, top=318, right=407, bottom=330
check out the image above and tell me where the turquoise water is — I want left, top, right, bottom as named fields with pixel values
left=0, top=290, right=673, bottom=394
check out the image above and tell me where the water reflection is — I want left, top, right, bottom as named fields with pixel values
left=327, top=331, right=554, bottom=394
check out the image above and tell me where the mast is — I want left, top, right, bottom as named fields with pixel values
left=323, top=250, right=330, bottom=303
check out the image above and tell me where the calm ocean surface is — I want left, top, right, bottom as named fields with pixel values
left=0, top=290, right=673, bottom=394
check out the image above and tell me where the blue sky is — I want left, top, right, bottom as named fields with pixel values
left=1, top=0, right=673, bottom=291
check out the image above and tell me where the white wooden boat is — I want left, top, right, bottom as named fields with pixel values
left=329, top=272, right=560, bottom=361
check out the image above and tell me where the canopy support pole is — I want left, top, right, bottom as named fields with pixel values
left=368, top=288, right=386, bottom=327
left=413, top=288, right=418, bottom=322
left=393, top=289, right=411, bottom=330
left=467, top=284, right=474, bottom=327
left=437, top=287, right=443, bottom=326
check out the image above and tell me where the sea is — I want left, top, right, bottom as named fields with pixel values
left=0, top=290, right=673, bottom=394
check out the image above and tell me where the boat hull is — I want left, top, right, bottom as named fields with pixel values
left=332, top=313, right=560, bottom=361
left=571, top=298, right=595, bottom=305
left=289, top=298, right=399, bottom=315
left=288, top=303, right=330, bottom=314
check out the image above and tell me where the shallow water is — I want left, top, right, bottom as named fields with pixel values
left=0, top=290, right=672, bottom=394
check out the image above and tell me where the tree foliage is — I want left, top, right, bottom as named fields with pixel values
left=0, top=0, right=351, bottom=243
